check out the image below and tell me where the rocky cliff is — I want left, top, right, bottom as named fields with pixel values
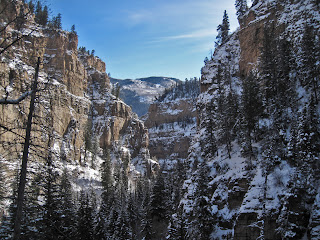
left=144, top=79, right=199, bottom=165
left=0, top=0, right=154, bottom=202
left=145, top=98, right=197, bottom=161
left=180, top=0, right=320, bottom=239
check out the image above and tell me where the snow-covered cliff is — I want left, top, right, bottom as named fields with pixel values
left=177, top=0, right=320, bottom=239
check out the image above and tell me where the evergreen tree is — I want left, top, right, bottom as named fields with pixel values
left=94, top=206, right=107, bottom=240
left=202, top=98, right=218, bottom=158
left=150, top=171, right=168, bottom=221
left=107, top=207, right=118, bottom=237
left=167, top=208, right=187, bottom=240
left=275, top=38, right=296, bottom=112
left=140, top=180, right=153, bottom=240
left=0, top=161, right=5, bottom=208
left=192, top=161, right=213, bottom=240
left=71, top=24, right=77, bottom=34
left=40, top=150, right=62, bottom=240
left=241, top=72, right=263, bottom=155
left=296, top=98, right=320, bottom=170
left=50, top=13, right=62, bottom=29
left=83, top=119, right=93, bottom=165
left=127, top=193, right=139, bottom=239
left=300, top=25, right=320, bottom=104
left=101, top=148, right=113, bottom=194
left=16, top=4, right=26, bottom=30
left=235, top=0, right=248, bottom=17
left=220, top=89, right=239, bottom=158
left=215, top=10, right=230, bottom=46
left=113, top=208, right=131, bottom=240
left=58, top=168, right=75, bottom=238
left=39, top=6, right=48, bottom=26
left=28, top=1, right=35, bottom=14
left=260, top=24, right=277, bottom=109
left=76, top=191, right=94, bottom=240
left=172, top=160, right=186, bottom=209
left=141, top=208, right=153, bottom=240
left=0, top=171, right=20, bottom=239
left=35, top=1, right=42, bottom=24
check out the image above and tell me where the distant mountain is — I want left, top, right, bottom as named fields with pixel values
left=110, top=77, right=181, bottom=116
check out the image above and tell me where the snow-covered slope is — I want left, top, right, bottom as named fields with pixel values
left=110, top=77, right=181, bottom=116
left=144, top=79, right=200, bottom=166
left=177, top=0, right=320, bottom=239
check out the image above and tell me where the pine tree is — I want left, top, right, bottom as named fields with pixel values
left=150, top=171, right=168, bottom=221
left=58, top=168, right=75, bottom=238
left=0, top=161, right=5, bottom=208
left=41, top=151, right=62, bottom=240
left=84, top=119, right=93, bottom=165
left=107, top=207, right=119, bottom=237
left=202, top=97, right=218, bottom=158
left=260, top=25, right=277, bottom=108
left=140, top=180, right=153, bottom=240
left=141, top=208, right=153, bottom=240
left=39, top=6, right=48, bottom=26
left=56, top=13, right=62, bottom=29
left=192, top=161, right=213, bottom=240
left=50, top=13, right=62, bottom=30
left=215, top=10, right=230, bottom=46
left=172, top=160, right=186, bottom=209
left=220, top=89, right=239, bottom=158
left=113, top=208, right=131, bottom=240
left=241, top=72, right=263, bottom=155
left=275, top=38, right=296, bottom=112
left=0, top=171, right=20, bottom=239
left=127, top=193, right=139, bottom=239
left=28, top=1, right=35, bottom=14
left=71, top=24, right=77, bottom=34
left=296, top=98, right=320, bottom=170
left=235, top=0, right=248, bottom=17
left=94, top=206, right=107, bottom=240
left=76, top=191, right=94, bottom=240
left=16, top=4, right=26, bottom=30
left=167, top=208, right=187, bottom=240
left=300, top=24, right=320, bottom=104
left=101, top=148, right=113, bottom=194
left=35, top=1, right=42, bottom=24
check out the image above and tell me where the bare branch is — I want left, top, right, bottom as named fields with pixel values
left=0, top=90, right=32, bottom=104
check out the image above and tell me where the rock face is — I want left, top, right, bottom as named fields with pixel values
left=0, top=1, right=152, bottom=183
left=180, top=0, right=320, bottom=239
left=145, top=87, right=198, bottom=162
left=237, top=0, right=285, bottom=77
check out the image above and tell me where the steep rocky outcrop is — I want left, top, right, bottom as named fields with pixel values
left=144, top=79, right=200, bottom=164
left=0, top=0, right=154, bottom=196
left=180, top=0, right=320, bottom=239
left=145, top=98, right=197, bottom=161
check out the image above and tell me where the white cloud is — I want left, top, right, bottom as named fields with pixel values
left=152, top=28, right=216, bottom=42
left=125, top=0, right=238, bottom=30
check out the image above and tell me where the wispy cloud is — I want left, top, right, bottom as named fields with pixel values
left=156, top=28, right=216, bottom=42
left=127, top=10, right=154, bottom=26
left=124, top=0, right=237, bottom=29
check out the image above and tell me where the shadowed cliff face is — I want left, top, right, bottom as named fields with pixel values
left=189, top=1, right=320, bottom=239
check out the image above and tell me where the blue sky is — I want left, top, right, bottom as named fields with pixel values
left=46, top=0, right=240, bottom=80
